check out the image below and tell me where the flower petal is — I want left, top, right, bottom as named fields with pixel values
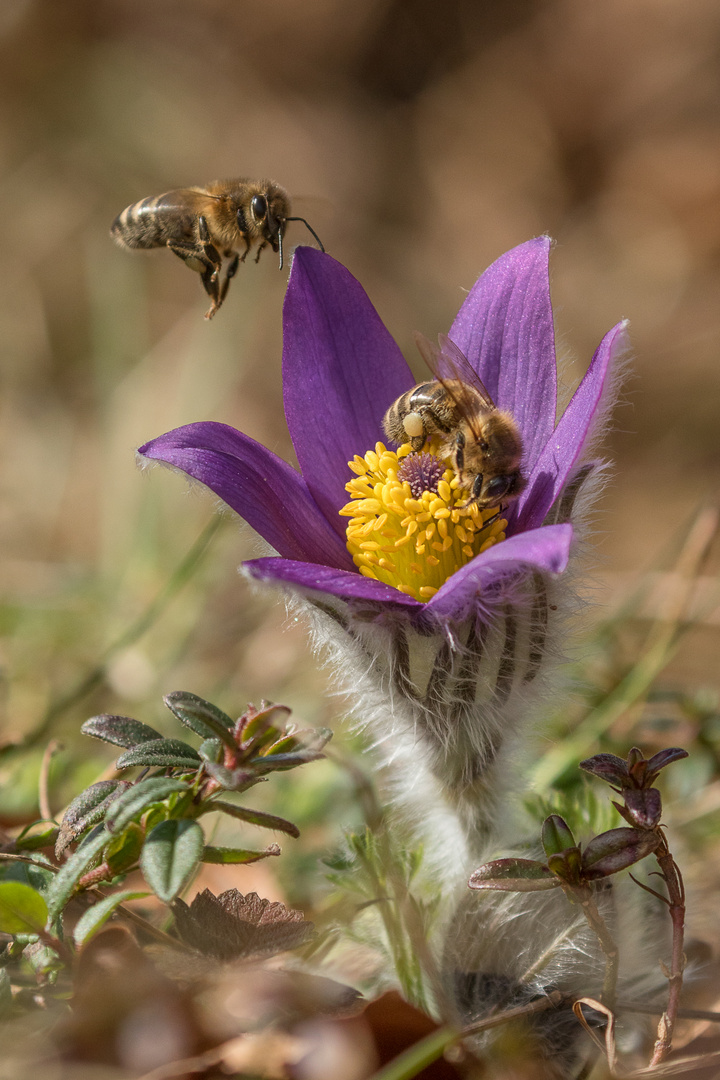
left=138, top=422, right=353, bottom=570
left=242, top=556, right=422, bottom=610
left=283, top=248, right=414, bottom=534
left=449, top=238, right=557, bottom=470
left=516, top=321, right=628, bottom=531
left=426, top=524, right=573, bottom=623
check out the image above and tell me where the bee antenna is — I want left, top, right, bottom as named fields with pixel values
left=284, top=216, right=325, bottom=253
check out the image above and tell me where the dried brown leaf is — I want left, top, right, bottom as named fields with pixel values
left=173, top=888, right=315, bottom=961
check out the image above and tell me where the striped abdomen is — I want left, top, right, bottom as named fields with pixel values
left=110, top=190, right=200, bottom=250
left=383, top=381, right=462, bottom=445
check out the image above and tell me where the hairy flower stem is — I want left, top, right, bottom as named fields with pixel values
left=648, top=838, right=686, bottom=1066
left=331, top=749, right=450, bottom=1019
left=561, top=884, right=619, bottom=1010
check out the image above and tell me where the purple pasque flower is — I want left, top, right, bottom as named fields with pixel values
left=139, top=241, right=626, bottom=857
left=138, top=239, right=626, bottom=629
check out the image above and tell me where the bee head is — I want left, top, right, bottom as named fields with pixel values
left=244, top=184, right=291, bottom=266
left=470, top=471, right=527, bottom=508
left=467, top=411, right=526, bottom=508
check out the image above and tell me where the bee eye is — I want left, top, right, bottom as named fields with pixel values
left=485, top=476, right=512, bottom=500
left=251, top=194, right=268, bottom=221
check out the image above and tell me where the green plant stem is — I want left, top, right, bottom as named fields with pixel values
left=38, top=739, right=62, bottom=821
left=368, top=1026, right=458, bottom=1080
left=106, top=897, right=193, bottom=951
left=329, top=751, right=446, bottom=1016
left=367, top=993, right=564, bottom=1080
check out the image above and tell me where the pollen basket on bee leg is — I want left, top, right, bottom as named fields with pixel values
left=340, top=441, right=507, bottom=603
left=403, top=413, right=426, bottom=439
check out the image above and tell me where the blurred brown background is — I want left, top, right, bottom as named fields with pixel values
left=0, top=0, right=718, bottom=771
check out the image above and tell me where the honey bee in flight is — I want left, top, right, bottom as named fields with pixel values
left=110, top=178, right=324, bottom=319
left=383, top=333, right=526, bottom=510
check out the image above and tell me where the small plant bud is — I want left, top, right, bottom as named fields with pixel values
left=542, top=814, right=576, bottom=857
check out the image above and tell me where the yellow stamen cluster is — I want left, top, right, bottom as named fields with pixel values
left=340, top=441, right=507, bottom=602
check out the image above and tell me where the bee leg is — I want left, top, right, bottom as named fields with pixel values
left=240, top=236, right=252, bottom=263
left=254, top=239, right=269, bottom=264
left=166, top=240, right=222, bottom=317
left=220, top=253, right=240, bottom=303
left=196, top=216, right=220, bottom=265
left=454, top=430, right=466, bottom=472
left=200, top=261, right=223, bottom=318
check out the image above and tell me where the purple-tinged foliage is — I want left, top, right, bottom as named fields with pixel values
left=580, top=746, right=688, bottom=794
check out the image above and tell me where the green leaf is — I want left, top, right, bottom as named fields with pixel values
left=0, top=882, right=49, bottom=934
left=241, top=705, right=291, bottom=748
left=468, top=858, right=560, bottom=892
left=206, top=800, right=300, bottom=838
left=73, top=890, right=149, bottom=947
left=24, top=941, right=62, bottom=976
left=46, top=826, right=109, bottom=920
left=248, top=750, right=325, bottom=774
left=104, top=778, right=191, bottom=834
left=0, top=855, right=54, bottom=893
left=198, top=738, right=224, bottom=764
left=115, top=739, right=202, bottom=770
left=163, top=691, right=236, bottom=748
left=140, top=820, right=204, bottom=903
left=542, top=815, right=576, bottom=857
left=265, top=727, right=333, bottom=756
left=81, top=714, right=163, bottom=748
left=105, top=823, right=144, bottom=875
left=202, top=843, right=281, bottom=865
left=202, top=762, right=261, bottom=792
left=14, top=821, right=60, bottom=853
left=56, top=781, right=132, bottom=857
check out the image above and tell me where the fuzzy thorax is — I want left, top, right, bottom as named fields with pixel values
left=340, top=441, right=507, bottom=602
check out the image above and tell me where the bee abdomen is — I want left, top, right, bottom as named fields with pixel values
left=110, top=193, right=195, bottom=249
left=383, top=388, right=418, bottom=443
left=383, top=381, right=457, bottom=446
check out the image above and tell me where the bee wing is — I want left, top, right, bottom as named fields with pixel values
left=436, top=333, right=497, bottom=409
left=412, top=330, right=496, bottom=440
left=413, top=330, right=443, bottom=375
left=413, top=329, right=498, bottom=429
left=156, top=187, right=221, bottom=212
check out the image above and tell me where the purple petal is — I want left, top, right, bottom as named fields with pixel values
left=242, top=556, right=422, bottom=610
left=283, top=248, right=414, bottom=535
left=139, top=422, right=353, bottom=570
left=426, top=524, right=573, bottom=623
left=516, top=321, right=628, bottom=531
left=449, top=238, right=557, bottom=470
